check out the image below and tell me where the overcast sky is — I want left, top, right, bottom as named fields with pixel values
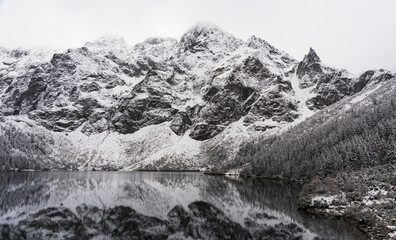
left=0, top=0, right=395, bottom=74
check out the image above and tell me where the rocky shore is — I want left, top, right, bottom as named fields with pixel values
left=298, top=164, right=396, bottom=239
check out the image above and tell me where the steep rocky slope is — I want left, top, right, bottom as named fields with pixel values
left=0, top=24, right=394, bottom=171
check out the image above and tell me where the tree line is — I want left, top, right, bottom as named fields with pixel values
left=0, top=124, right=59, bottom=170
left=234, top=89, right=396, bottom=180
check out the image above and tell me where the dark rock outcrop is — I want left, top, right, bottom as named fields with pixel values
left=112, top=95, right=178, bottom=134
left=353, top=70, right=394, bottom=93
left=81, top=82, right=102, bottom=92
left=170, top=112, right=192, bottom=135
left=50, top=53, right=77, bottom=74
left=296, top=47, right=322, bottom=88
left=15, top=76, right=47, bottom=114
left=307, top=75, right=353, bottom=109
left=240, top=57, right=273, bottom=80
left=297, top=48, right=356, bottom=110
left=189, top=123, right=225, bottom=141
left=244, top=93, right=299, bottom=124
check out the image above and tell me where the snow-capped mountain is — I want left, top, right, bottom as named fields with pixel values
left=0, top=24, right=394, bottom=171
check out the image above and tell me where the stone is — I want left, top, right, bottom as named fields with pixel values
left=170, top=112, right=192, bottom=135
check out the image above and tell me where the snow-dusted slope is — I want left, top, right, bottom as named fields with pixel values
left=0, top=24, right=394, bottom=171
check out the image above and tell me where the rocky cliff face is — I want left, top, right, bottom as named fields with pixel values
left=0, top=24, right=394, bottom=171
left=297, top=48, right=353, bottom=110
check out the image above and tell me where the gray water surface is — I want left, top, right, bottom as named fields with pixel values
left=0, top=172, right=364, bottom=239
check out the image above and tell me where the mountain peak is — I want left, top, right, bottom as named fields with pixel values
left=183, top=22, right=224, bottom=36
left=180, top=23, right=242, bottom=53
left=304, top=47, right=321, bottom=63
left=180, top=23, right=228, bottom=44
left=142, top=37, right=177, bottom=45
left=246, top=35, right=275, bottom=50
left=296, top=47, right=323, bottom=85
left=85, top=35, right=129, bottom=50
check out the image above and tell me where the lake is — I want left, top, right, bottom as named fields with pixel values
left=0, top=172, right=364, bottom=240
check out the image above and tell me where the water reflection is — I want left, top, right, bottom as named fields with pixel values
left=0, top=172, right=364, bottom=240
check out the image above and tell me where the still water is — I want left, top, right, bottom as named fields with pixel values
left=0, top=172, right=364, bottom=240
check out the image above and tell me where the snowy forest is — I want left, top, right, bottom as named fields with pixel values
left=0, top=122, right=59, bottom=170
left=235, top=88, right=396, bottom=180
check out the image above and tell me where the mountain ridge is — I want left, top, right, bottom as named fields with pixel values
left=0, top=24, right=394, bottom=171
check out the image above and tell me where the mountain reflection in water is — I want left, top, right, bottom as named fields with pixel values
left=0, top=172, right=364, bottom=240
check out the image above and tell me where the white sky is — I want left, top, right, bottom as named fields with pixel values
left=0, top=0, right=395, bottom=74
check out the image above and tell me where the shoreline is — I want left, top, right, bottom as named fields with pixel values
left=304, top=208, right=393, bottom=239
left=298, top=164, right=396, bottom=240
left=207, top=169, right=395, bottom=239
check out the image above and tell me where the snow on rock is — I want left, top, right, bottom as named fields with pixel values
left=362, top=187, right=391, bottom=206
left=0, top=25, right=394, bottom=171
left=310, top=195, right=337, bottom=207
left=388, top=226, right=396, bottom=238
left=180, top=23, right=243, bottom=54
left=85, top=35, right=134, bottom=61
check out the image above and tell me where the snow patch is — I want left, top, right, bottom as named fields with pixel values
left=289, top=73, right=315, bottom=122
left=311, top=195, right=337, bottom=206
